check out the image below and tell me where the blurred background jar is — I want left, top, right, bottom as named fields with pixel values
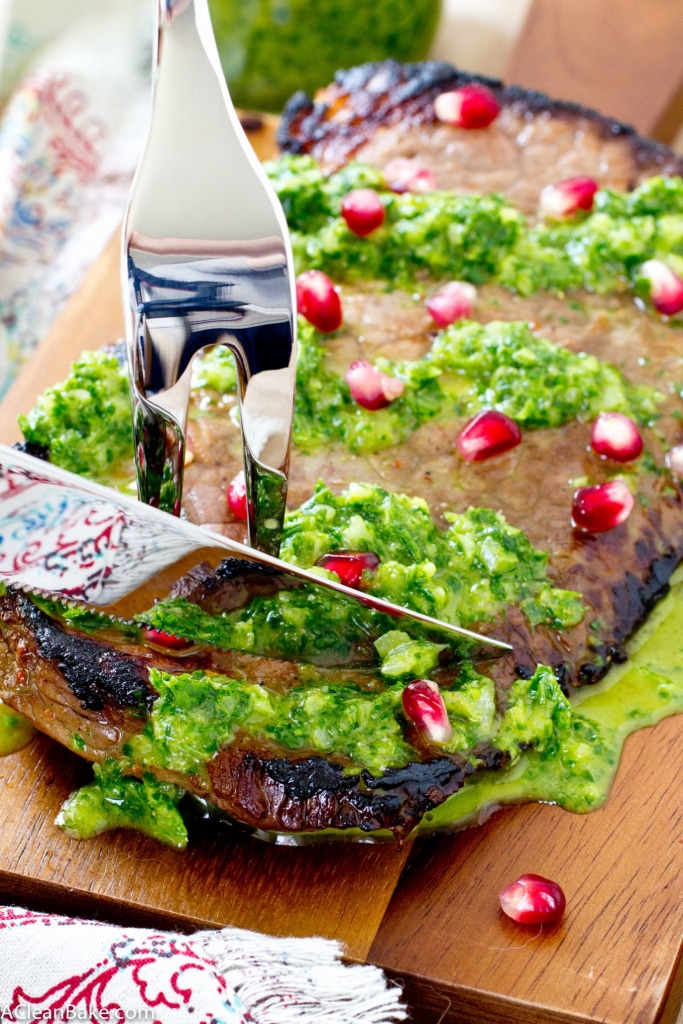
left=207, top=0, right=442, bottom=113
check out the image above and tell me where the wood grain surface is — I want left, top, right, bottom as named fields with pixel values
left=3, top=116, right=683, bottom=1024
left=506, top=0, right=683, bottom=144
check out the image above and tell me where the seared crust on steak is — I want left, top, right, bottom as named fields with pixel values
left=208, top=746, right=503, bottom=839
left=278, top=61, right=683, bottom=211
left=0, top=589, right=489, bottom=840
left=168, top=557, right=303, bottom=615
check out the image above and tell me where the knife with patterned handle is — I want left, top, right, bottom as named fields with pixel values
left=0, top=444, right=512, bottom=650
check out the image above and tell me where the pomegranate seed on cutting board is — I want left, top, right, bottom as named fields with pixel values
left=499, top=873, right=566, bottom=924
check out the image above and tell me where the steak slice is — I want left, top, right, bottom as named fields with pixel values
left=0, top=589, right=493, bottom=841
left=277, top=60, right=683, bottom=211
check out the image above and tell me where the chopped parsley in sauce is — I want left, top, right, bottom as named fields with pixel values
left=267, top=157, right=683, bottom=299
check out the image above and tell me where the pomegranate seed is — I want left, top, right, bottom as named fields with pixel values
left=591, top=412, right=643, bottom=462
left=499, top=873, right=566, bottom=925
left=666, top=444, right=683, bottom=476
left=296, top=270, right=342, bottom=332
left=141, top=627, right=192, bottom=651
left=227, top=469, right=248, bottom=521
left=426, top=281, right=477, bottom=326
left=639, top=259, right=683, bottom=316
left=572, top=480, right=634, bottom=533
left=383, top=157, right=437, bottom=194
left=317, top=550, right=380, bottom=588
left=455, top=410, right=522, bottom=462
left=345, top=360, right=404, bottom=410
left=341, top=188, right=385, bottom=236
left=434, top=84, right=500, bottom=129
left=402, top=680, right=453, bottom=744
left=539, top=176, right=598, bottom=219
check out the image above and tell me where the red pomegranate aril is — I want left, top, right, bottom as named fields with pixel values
left=383, top=157, right=437, bottom=194
left=341, top=188, right=385, bottom=236
left=539, top=176, right=598, bottom=219
left=426, top=281, right=477, bottom=326
left=499, top=873, right=566, bottom=925
left=227, top=469, right=248, bottom=521
left=591, top=412, right=643, bottom=462
left=666, top=444, right=683, bottom=476
left=434, top=84, right=500, bottom=129
left=572, top=480, right=634, bottom=533
left=640, top=259, right=683, bottom=316
left=317, top=551, right=380, bottom=589
left=345, top=360, right=404, bottom=410
left=456, top=410, right=522, bottom=462
left=141, top=627, right=192, bottom=651
left=296, top=270, right=343, bottom=332
left=402, top=679, right=453, bottom=744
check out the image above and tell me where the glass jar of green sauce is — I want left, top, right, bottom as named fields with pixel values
left=208, top=0, right=442, bottom=113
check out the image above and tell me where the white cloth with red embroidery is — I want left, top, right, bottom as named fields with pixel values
left=0, top=0, right=151, bottom=397
left=0, top=906, right=407, bottom=1023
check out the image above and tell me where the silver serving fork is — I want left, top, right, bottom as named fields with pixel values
left=122, top=0, right=296, bottom=556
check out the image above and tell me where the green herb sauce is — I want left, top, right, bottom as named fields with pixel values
left=18, top=352, right=135, bottom=481
left=21, top=317, right=659, bottom=470
left=293, top=318, right=659, bottom=454
left=267, top=157, right=683, bottom=299
left=419, top=572, right=683, bottom=834
left=119, top=663, right=566, bottom=782
left=0, top=701, right=36, bottom=755
left=57, top=761, right=187, bottom=848
left=21, top=166, right=683, bottom=846
left=208, top=0, right=440, bottom=113
left=58, top=578, right=683, bottom=845
left=139, top=482, right=584, bottom=649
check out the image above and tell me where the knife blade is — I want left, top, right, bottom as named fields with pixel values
left=0, top=444, right=512, bottom=650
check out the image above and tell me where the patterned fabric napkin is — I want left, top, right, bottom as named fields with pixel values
left=0, top=906, right=406, bottom=1023
left=0, top=0, right=151, bottom=397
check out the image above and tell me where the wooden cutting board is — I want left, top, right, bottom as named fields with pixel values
left=2, top=119, right=683, bottom=1024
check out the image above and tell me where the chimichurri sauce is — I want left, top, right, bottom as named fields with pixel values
left=0, top=702, right=35, bottom=756
left=418, top=572, right=683, bottom=836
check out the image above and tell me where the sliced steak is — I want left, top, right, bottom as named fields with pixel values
left=0, top=588, right=489, bottom=840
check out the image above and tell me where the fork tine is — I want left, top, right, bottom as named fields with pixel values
left=122, top=0, right=297, bottom=555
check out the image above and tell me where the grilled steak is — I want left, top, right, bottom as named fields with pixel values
left=277, top=60, right=683, bottom=209
left=0, top=588, right=498, bottom=840
left=5, top=60, right=683, bottom=842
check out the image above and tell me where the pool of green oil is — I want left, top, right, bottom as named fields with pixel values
left=0, top=704, right=36, bottom=756
left=3, top=577, right=683, bottom=841
left=416, top=570, right=683, bottom=836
